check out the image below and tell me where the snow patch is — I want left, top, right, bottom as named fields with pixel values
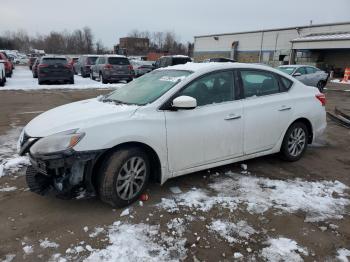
left=261, top=238, right=308, bottom=262
left=209, top=220, right=256, bottom=244
left=85, top=221, right=186, bottom=262
left=89, top=227, right=104, bottom=238
left=22, top=245, right=34, bottom=254
left=337, top=248, right=350, bottom=262
left=0, top=186, right=17, bottom=192
left=39, top=238, right=59, bottom=249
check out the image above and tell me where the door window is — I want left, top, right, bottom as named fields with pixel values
left=296, top=67, right=307, bottom=75
left=306, top=67, right=316, bottom=74
left=240, top=70, right=280, bottom=97
left=177, top=71, right=234, bottom=106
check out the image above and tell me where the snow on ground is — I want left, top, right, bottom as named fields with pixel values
left=209, top=220, right=256, bottom=244
left=0, top=186, right=17, bottom=192
left=1, top=66, right=125, bottom=91
left=84, top=221, right=187, bottom=262
left=0, top=127, right=30, bottom=177
left=39, top=238, right=60, bottom=249
left=337, top=248, right=350, bottom=262
left=159, top=172, right=350, bottom=223
left=261, top=237, right=308, bottom=262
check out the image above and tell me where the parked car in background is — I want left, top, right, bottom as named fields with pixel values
left=32, top=58, right=40, bottom=78
left=74, top=55, right=99, bottom=77
left=202, top=57, right=236, bottom=63
left=91, top=55, right=133, bottom=83
left=277, top=65, right=329, bottom=92
left=154, top=55, right=192, bottom=69
left=0, top=52, right=13, bottom=77
left=29, top=57, right=38, bottom=70
left=37, top=56, right=74, bottom=85
left=130, top=60, right=154, bottom=77
left=20, top=62, right=326, bottom=207
left=69, top=57, right=79, bottom=68
left=0, top=61, right=6, bottom=86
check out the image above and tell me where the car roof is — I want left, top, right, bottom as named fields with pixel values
left=102, top=55, right=128, bottom=58
left=279, top=65, right=315, bottom=68
left=41, top=55, right=67, bottom=59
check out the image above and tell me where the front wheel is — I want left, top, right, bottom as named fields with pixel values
left=280, top=122, right=308, bottom=161
left=98, top=147, right=150, bottom=207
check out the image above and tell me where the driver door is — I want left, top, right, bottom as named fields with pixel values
left=164, top=70, right=244, bottom=174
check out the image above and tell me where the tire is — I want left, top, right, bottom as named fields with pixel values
left=91, top=72, right=96, bottom=80
left=126, top=78, right=133, bottom=83
left=98, top=147, right=150, bottom=207
left=81, top=68, right=86, bottom=78
left=70, top=77, right=74, bottom=84
left=317, top=81, right=325, bottom=93
left=38, top=79, right=44, bottom=85
left=0, top=75, right=4, bottom=87
left=73, top=68, right=77, bottom=75
left=280, top=122, right=309, bottom=161
left=101, top=73, right=108, bottom=84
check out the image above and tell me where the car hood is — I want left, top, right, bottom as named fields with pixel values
left=25, top=98, right=139, bottom=137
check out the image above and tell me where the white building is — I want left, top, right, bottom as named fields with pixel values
left=194, top=21, right=350, bottom=76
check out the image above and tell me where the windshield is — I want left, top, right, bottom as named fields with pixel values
left=104, top=70, right=192, bottom=105
left=278, top=67, right=296, bottom=75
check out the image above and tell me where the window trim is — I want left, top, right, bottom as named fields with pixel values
left=159, top=69, right=239, bottom=111
left=237, top=68, right=292, bottom=98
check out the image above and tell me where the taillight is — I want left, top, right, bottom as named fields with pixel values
left=128, top=65, right=133, bottom=71
left=104, top=64, right=113, bottom=69
left=39, top=64, right=48, bottom=68
left=316, top=93, right=326, bottom=106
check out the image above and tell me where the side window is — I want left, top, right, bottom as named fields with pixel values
left=240, top=70, right=280, bottom=97
left=177, top=71, right=234, bottom=106
left=280, top=76, right=293, bottom=91
left=95, top=58, right=100, bottom=65
left=296, top=67, right=307, bottom=75
left=306, top=67, right=316, bottom=74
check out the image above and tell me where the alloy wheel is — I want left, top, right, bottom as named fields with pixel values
left=116, top=157, right=147, bottom=201
left=287, top=127, right=306, bottom=157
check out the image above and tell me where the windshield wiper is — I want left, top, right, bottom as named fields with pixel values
left=102, top=98, right=140, bottom=106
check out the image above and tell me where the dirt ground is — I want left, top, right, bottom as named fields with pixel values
left=0, top=82, right=349, bottom=261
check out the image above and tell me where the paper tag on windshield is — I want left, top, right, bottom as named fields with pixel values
left=159, top=76, right=186, bottom=83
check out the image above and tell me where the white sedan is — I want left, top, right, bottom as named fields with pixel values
left=19, top=62, right=327, bottom=207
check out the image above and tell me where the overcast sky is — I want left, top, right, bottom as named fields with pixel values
left=1, top=0, right=349, bottom=48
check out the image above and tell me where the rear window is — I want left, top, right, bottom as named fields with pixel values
left=172, top=57, right=191, bottom=66
left=41, top=58, right=67, bottom=65
left=87, top=57, right=98, bottom=65
left=108, top=57, right=130, bottom=65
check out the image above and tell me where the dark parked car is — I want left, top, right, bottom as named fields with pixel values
left=154, top=55, right=192, bottom=69
left=29, top=57, right=38, bottom=70
left=32, top=58, right=40, bottom=78
left=202, top=57, right=236, bottom=63
left=90, top=55, right=133, bottom=83
left=37, top=56, right=74, bottom=85
left=74, top=55, right=99, bottom=77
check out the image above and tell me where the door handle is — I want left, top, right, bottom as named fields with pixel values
left=225, top=114, right=241, bottom=120
left=278, top=106, right=292, bottom=111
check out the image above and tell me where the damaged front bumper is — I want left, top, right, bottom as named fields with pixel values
left=26, top=149, right=103, bottom=199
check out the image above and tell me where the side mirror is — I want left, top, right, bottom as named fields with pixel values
left=293, top=72, right=302, bottom=77
left=172, top=96, right=197, bottom=110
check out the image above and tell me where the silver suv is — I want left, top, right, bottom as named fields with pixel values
left=91, top=55, right=133, bottom=83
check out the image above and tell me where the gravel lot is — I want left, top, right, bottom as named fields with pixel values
left=0, top=67, right=349, bottom=262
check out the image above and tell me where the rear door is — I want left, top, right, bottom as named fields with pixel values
left=294, top=67, right=309, bottom=85
left=239, top=69, right=294, bottom=154
left=306, top=66, right=318, bottom=86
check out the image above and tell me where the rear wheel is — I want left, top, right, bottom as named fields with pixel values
left=98, top=147, right=150, bottom=207
left=280, top=122, right=308, bottom=161
left=0, top=74, right=4, bottom=87
left=38, top=79, right=44, bottom=85
left=81, top=68, right=86, bottom=78
left=91, top=71, right=96, bottom=80
left=69, top=77, right=74, bottom=84
left=101, top=73, right=108, bottom=84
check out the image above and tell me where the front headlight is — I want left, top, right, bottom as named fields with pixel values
left=30, top=129, right=85, bottom=156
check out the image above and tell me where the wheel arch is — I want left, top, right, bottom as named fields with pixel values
left=289, top=117, right=313, bottom=144
left=91, top=141, right=163, bottom=191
